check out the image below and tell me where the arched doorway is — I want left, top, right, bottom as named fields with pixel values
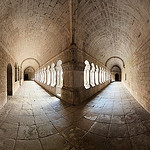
left=7, top=64, right=12, bottom=95
left=24, top=74, right=28, bottom=80
left=111, top=66, right=121, bottom=81
left=24, top=67, right=35, bottom=81
left=115, top=73, right=119, bottom=81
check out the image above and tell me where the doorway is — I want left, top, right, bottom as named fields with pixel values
left=115, top=73, right=119, bottom=81
left=7, top=64, right=12, bottom=96
left=24, top=74, right=29, bottom=80
left=24, top=67, right=35, bottom=80
left=111, top=65, right=121, bottom=82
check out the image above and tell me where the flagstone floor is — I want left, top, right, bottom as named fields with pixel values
left=0, top=81, right=150, bottom=150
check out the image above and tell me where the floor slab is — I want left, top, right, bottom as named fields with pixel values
left=0, top=81, right=149, bottom=150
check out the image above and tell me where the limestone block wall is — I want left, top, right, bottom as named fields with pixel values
left=123, top=41, right=150, bottom=113
left=0, top=46, right=20, bottom=109
left=14, top=81, right=20, bottom=94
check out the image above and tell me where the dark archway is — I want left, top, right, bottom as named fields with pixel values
left=7, top=64, right=13, bottom=96
left=111, top=65, right=121, bottom=82
left=24, top=74, right=29, bottom=80
left=15, top=63, right=17, bottom=82
left=24, top=67, right=35, bottom=81
left=115, top=73, right=119, bottom=81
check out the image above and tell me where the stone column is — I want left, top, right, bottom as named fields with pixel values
left=61, top=44, right=85, bottom=105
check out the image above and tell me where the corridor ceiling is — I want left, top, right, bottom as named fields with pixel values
left=0, top=0, right=150, bottom=69
left=0, top=0, right=71, bottom=68
left=75, top=0, right=150, bottom=66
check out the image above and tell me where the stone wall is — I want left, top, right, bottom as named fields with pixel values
left=122, top=40, right=150, bottom=113
left=14, top=81, right=20, bottom=94
left=0, top=46, right=20, bottom=109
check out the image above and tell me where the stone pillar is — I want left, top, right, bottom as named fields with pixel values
left=61, top=43, right=111, bottom=105
left=61, top=44, right=85, bottom=105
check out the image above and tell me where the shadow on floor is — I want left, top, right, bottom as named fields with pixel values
left=0, top=81, right=150, bottom=150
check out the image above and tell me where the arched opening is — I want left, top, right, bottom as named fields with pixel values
left=115, top=73, right=119, bottom=81
left=24, top=74, right=28, bottom=80
left=101, top=68, right=104, bottom=83
left=15, top=63, right=18, bottom=82
left=18, top=67, right=20, bottom=82
left=41, top=69, right=44, bottom=83
left=111, top=66, right=121, bottom=82
left=56, top=60, right=63, bottom=88
left=105, top=56, right=125, bottom=68
left=47, top=65, right=51, bottom=85
left=44, top=67, right=47, bottom=84
left=90, top=63, right=95, bottom=87
left=51, top=63, right=56, bottom=87
left=56, top=60, right=63, bottom=97
left=24, top=67, right=35, bottom=81
left=95, top=65, right=99, bottom=85
left=99, top=67, right=102, bottom=84
left=21, top=58, right=40, bottom=82
left=7, top=64, right=12, bottom=96
left=84, top=60, right=90, bottom=89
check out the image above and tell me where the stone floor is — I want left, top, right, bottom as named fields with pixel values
left=0, top=81, right=150, bottom=150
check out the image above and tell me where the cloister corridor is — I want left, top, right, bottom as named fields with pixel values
left=0, top=81, right=149, bottom=150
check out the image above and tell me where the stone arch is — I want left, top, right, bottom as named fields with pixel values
left=111, top=65, right=121, bottom=72
left=111, top=65, right=121, bottom=81
left=21, top=58, right=40, bottom=68
left=105, top=56, right=125, bottom=68
left=24, top=66, right=35, bottom=81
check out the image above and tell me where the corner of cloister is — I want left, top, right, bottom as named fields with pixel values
left=0, top=0, right=150, bottom=149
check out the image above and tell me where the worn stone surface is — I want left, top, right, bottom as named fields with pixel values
left=74, top=0, right=150, bottom=112
left=0, top=81, right=149, bottom=150
left=0, top=1, right=150, bottom=148
left=0, top=46, right=20, bottom=109
left=0, top=0, right=149, bottom=111
left=0, top=0, right=70, bottom=67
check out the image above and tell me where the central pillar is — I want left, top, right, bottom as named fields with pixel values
left=61, top=44, right=110, bottom=105
left=61, top=44, right=84, bottom=105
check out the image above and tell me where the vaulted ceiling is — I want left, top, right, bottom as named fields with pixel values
left=75, top=0, right=150, bottom=67
left=0, top=0, right=71, bottom=69
left=1, top=0, right=150, bottom=70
